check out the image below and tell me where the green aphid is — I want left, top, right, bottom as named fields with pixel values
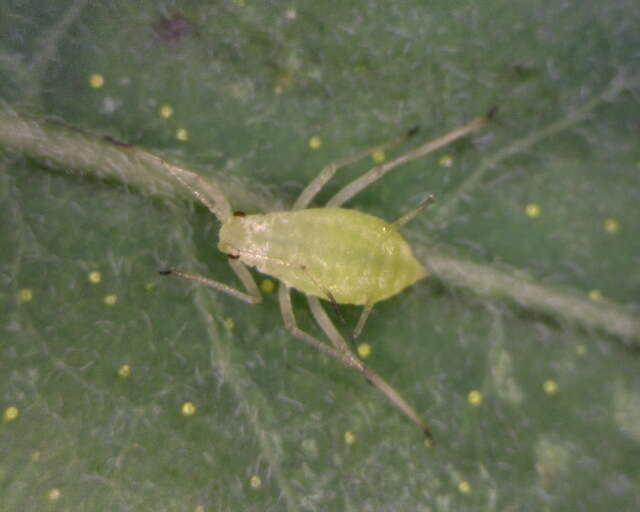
left=160, top=114, right=490, bottom=441
left=218, top=208, right=427, bottom=306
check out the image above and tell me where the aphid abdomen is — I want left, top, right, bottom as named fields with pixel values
left=219, top=208, right=427, bottom=306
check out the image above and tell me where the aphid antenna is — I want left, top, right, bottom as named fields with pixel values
left=141, top=150, right=233, bottom=222
left=326, top=114, right=491, bottom=207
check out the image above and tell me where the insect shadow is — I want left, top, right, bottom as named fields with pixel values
left=158, top=113, right=491, bottom=441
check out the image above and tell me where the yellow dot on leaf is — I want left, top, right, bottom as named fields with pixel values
left=543, top=379, right=558, bottom=395
left=439, top=155, right=454, bottom=168
left=260, top=279, right=275, bottom=293
left=89, top=73, right=104, bottom=88
left=344, top=431, right=356, bottom=445
left=525, top=203, right=541, bottom=218
left=467, top=390, right=483, bottom=406
left=181, top=401, right=196, bottom=416
left=357, top=343, right=371, bottom=359
left=47, top=488, right=62, bottom=502
left=104, top=294, right=118, bottom=306
left=17, top=288, right=33, bottom=302
left=604, top=218, right=620, bottom=234
left=88, top=271, right=102, bottom=284
left=118, top=364, right=132, bottom=378
left=458, top=480, right=471, bottom=494
left=588, top=289, right=602, bottom=301
left=159, top=104, right=174, bottom=118
left=372, top=150, right=386, bottom=163
left=176, top=128, right=189, bottom=141
left=3, top=406, right=19, bottom=422
left=308, top=135, right=322, bottom=150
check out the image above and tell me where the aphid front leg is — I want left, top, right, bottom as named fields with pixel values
left=160, top=258, right=261, bottom=304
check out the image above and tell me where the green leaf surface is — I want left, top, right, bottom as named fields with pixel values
left=2, top=1, right=640, bottom=510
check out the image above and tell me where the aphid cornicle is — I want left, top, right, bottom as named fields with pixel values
left=159, top=114, right=491, bottom=441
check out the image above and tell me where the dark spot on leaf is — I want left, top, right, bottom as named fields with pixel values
left=155, top=13, right=195, bottom=44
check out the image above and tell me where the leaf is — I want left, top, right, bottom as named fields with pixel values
left=1, top=1, right=639, bottom=510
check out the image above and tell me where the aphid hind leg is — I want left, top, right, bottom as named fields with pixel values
left=305, top=295, right=433, bottom=440
left=293, top=128, right=418, bottom=210
left=326, top=114, right=490, bottom=208
left=351, top=303, right=374, bottom=341
left=306, top=296, right=352, bottom=353
left=160, top=259, right=261, bottom=304
left=279, top=287, right=424, bottom=434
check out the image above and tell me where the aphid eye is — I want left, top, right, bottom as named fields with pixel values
left=233, top=211, right=246, bottom=217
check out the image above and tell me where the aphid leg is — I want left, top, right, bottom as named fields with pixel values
left=228, top=259, right=262, bottom=303
left=326, top=114, right=491, bottom=207
left=393, top=194, right=435, bottom=227
left=306, top=296, right=351, bottom=353
left=322, top=289, right=347, bottom=326
left=280, top=286, right=432, bottom=438
left=278, top=284, right=350, bottom=360
left=305, top=295, right=434, bottom=440
left=159, top=259, right=261, bottom=304
left=351, top=303, right=374, bottom=341
left=293, top=128, right=419, bottom=210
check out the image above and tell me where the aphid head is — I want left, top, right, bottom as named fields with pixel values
left=217, top=214, right=248, bottom=258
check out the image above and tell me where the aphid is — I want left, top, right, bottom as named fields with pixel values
left=159, top=114, right=490, bottom=441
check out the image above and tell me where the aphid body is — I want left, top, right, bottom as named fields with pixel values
left=219, top=208, right=427, bottom=306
